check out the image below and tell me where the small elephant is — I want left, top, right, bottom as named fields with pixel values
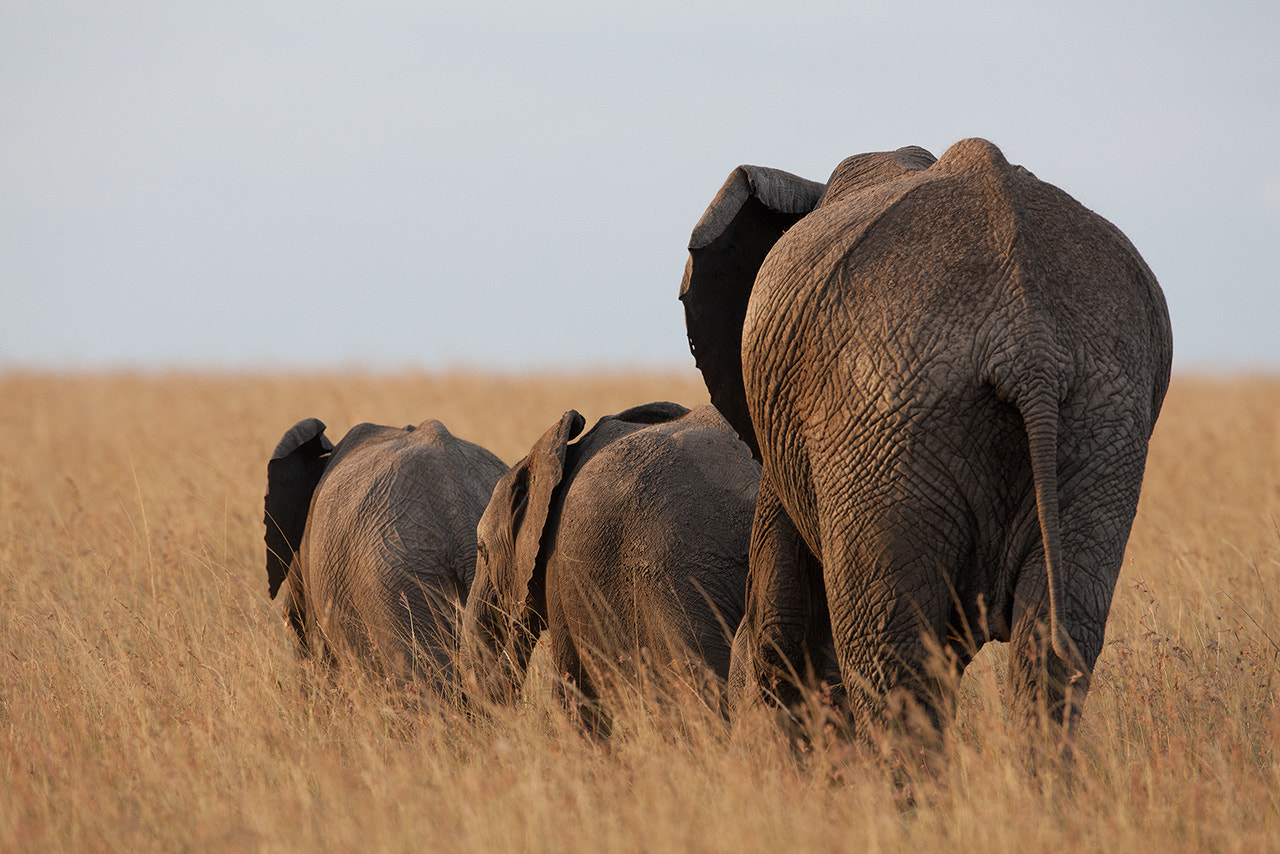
left=681, top=139, right=1173, bottom=750
left=264, top=417, right=507, bottom=691
left=461, top=402, right=759, bottom=726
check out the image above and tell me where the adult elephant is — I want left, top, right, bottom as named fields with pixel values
left=680, top=138, right=1172, bottom=751
left=462, top=402, right=759, bottom=731
left=264, top=417, right=507, bottom=694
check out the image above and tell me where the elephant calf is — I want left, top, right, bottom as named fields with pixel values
left=264, top=417, right=507, bottom=692
left=461, top=402, right=759, bottom=727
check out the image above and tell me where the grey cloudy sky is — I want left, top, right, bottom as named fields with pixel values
left=3, top=1, right=1277, bottom=372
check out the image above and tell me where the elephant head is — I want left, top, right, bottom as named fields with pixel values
left=263, top=417, right=334, bottom=643
left=463, top=409, right=585, bottom=704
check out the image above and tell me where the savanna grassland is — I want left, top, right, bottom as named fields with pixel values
left=2, top=370, right=1278, bottom=852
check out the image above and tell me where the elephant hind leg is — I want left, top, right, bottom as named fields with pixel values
left=831, top=601, right=966, bottom=751
left=1007, top=398, right=1151, bottom=764
left=1007, top=572, right=1096, bottom=764
left=546, top=615, right=613, bottom=738
left=729, top=473, right=836, bottom=722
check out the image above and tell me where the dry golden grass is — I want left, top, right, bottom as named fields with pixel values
left=2, top=370, right=1277, bottom=851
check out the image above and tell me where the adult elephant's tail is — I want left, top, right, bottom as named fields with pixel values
left=1014, top=382, right=1078, bottom=667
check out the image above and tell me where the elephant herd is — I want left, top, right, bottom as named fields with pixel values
left=262, top=139, right=1173, bottom=754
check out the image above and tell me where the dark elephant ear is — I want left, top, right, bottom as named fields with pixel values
left=610, top=400, right=690, bottom=425
left=680, top=165, right=826, bottom=459
left=263, top=418, right=334, bottom=599
left=497, top=410, right=586, bottom=608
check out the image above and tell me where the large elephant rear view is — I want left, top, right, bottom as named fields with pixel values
left=681, top=139, right=1172, bottom=751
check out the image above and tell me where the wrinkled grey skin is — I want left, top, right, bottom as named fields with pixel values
left=680, top=139, right=1173, bottom=750
left=461, top=402, right=759, bottom=727
left=264, top=418, right=507, bottom=691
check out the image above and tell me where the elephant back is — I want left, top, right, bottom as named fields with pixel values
left=553, top=404, right=758, bottom=663
left=299, top=421, right=506, bottom=683
left=751, top=138, right=1171, bottom=422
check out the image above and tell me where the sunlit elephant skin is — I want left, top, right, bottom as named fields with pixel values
left=680, top=138, right=1173, bottom=751
left=462, top=402, right=759, bottom=730
left=264, top=417, right=507, bottom=692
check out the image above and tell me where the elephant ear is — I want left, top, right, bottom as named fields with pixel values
left=490, top=410, right=586, bottom=613
left=680, top=165, right=826, bottom=459
left=263, top=418, right=334, bottom=599
left=610, top=400, right=690, bottom=425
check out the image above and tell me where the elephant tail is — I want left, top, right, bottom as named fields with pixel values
left=1016, top=384, right=1078, bottom=667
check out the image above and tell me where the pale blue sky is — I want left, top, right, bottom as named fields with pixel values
left=3, top=1, right=1277, bottom=371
